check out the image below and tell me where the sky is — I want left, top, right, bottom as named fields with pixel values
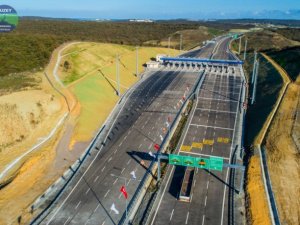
left=4, top=0, right=300, bottom=19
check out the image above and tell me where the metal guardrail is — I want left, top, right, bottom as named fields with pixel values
left=260, top=147, right=281, bottom=225
left=30, top=71, right=151, bottom=225
left=119, top=70, right=206, bottom=224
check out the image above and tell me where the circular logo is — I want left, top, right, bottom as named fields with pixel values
left=0, top=5, right=18, bottom=32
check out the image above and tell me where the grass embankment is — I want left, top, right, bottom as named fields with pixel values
left=262, top=55, right=300, bottom=225
left=266, top=47, right=300, bottom=81
left=244, top=53, right=284, bottom=225
left=60, top=42, right=180, bottom=144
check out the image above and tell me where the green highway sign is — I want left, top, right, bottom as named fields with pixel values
left=169, top=154, right=183, bottom=165
left=210, top=156, right=224, bottom=171
left=195, top=157, right=210, bottom=169
left=168, top=154, right=224, bottom=171
left=182, top=156, right=196, bottom=167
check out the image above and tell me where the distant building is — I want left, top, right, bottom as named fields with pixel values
left=129, top=19, right=153, bottom=23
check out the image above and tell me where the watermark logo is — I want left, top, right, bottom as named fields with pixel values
left=0, top=5, right=18, bottom=32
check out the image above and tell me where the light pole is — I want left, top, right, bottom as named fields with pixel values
left=180, top=34, right=183, bottom=52
left=136, top=46, right=139, bottom=78
left=238, top=37, right=242, bottom=54
left=251, top=51, right=257, bottom=84
left=243, top=39, right=248, bottom=60
left=168, top=37, right=171, bottom=54
left=116, top=54, right=120, bottom=96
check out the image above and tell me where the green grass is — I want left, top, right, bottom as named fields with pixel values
left=243, top=53, right=283, bottom=146
left=0, top=73, right=41, bottom=95
left=267, top=47, right=300, bottom=81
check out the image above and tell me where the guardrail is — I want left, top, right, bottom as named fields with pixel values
left=30, top=71, right=152, bottom=225
left=119, top=70, right=206, bottom=224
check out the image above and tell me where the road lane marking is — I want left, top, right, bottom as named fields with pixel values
left=139, top=143, right=143, bottom=149
left=185, top=212, right=189, bottom=224
left=108, top=157, right=112, bottom=162
left=114, top=149, right=117, bottom=154
left=204, top=196, right=207, bottom=206
left=94, top=204, right=100, bottom=213
left=113, top=178, right=118, bottom=185
left=104, top=189, right=110, bottom=198
left=101, top=221, right=105, bottom=225
left=94, top=176, right=99, bottom=183
left=202, top=215, right=205, bottom=225
left=118, top=142, right=123, bottom=147
left=190, top=124, right=233, bottom=130
left=198, top=97, right=238, bottom=102
left=63, top=216, right=71, bottom=225
left=207, top=181, right=209, bottom=189
left=85, top=188, right=90, bottom=195
left=45, top=80, right=136, bottom=224
left=127, top=159, right=131, bottom=165
left=101, top=166, right=105, bottom=172
left=75, top=201, right=81, bottom=210
left=170, top=209, right=174, bottom=221
left=121, top=168, right=125, bottom=174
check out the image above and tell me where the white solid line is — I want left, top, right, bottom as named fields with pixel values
left=196, top=108, right=235, bottom=114
left=151, top=73, right=201, bottom=225
left=94, top=176, right=99, bottom=183
left=185, top=212, right=189, bottom=224
left=170, top=209, right=174, bottom=221
left=75, top=201, right=81, bottom=210
left=46, top=67, right=140, bottom=224
left=220, top=73, right=242, bottom=225
left=190, top=124, right=233, bottom=130
left=104, top=189, right=110, bottom=198
left=85, top=188, right=90, bottom=195
left=202, top=215, right=205, bottom=225
left=198, top=97, right=238, bottom=102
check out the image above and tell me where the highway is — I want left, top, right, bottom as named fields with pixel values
left=38, top=37, right=240, bottom=225
left=40, top=40, right=218, bottom=225
left=150, top=38, right=244, bottom=225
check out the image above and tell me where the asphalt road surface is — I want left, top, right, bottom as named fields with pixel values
left=40, top=37, right=237, bottom=225
left=41, top=69, right=206, bottom=224
left=150, top=39, right=244, bottom=225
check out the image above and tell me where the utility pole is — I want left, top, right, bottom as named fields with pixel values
left=251, top=51, right=257, bottom=84
left=116, top=54, right=120, bottom=96
left=180, top=34, right=183, bottom=52
left=168, top=37, right=171, bottom=55
left=251, top=60, right=259, bottom=104
left=238, top=37, right=242, bottom=54
left=243, top=39, right=248, bottom=60
left=136, top=46, right=139, bottom=78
